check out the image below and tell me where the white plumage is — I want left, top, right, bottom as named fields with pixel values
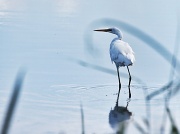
left=94, top=27, right=134, bottom=100
left=110, top=39, right=135, bottom=67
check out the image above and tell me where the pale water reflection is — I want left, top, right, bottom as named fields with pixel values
left=109, top=99, right=132, bottom=132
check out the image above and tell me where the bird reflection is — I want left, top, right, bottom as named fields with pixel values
left=109, top=99, right=132, bottom=132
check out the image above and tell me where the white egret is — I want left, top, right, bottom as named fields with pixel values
left=94, top=27, right=135, bottom=99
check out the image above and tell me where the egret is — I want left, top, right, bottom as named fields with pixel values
left=94, top=27, right=135, bottom=100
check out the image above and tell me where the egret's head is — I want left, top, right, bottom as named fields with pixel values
left=94, top=27, right=123, bottom=39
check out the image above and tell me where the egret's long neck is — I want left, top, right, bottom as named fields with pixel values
left=116, top=31, right=123, bottom=40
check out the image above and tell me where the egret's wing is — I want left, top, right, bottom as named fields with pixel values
left=110, top=40, right=135, bottom=66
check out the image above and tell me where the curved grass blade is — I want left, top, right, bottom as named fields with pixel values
left=166, top=107, right=179, bottom=134
left=1, top=69, right=26, bottom=134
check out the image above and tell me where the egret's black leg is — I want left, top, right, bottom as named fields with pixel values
left=116, top=66, right=121, bottom=106
left=127, top=66, right=131, bottom=98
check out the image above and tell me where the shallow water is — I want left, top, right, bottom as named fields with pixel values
left=0, top=0, right=180, bottom=134
left=1, top=84, right=179, bottom=133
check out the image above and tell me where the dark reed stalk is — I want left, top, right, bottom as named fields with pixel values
left=166, top=106, right=179, bottom=134
left=80, top=103, right=85, bottom=134
left=0, top=69, right=26, bottom=134
left=160, top=15, right=180, bottom=134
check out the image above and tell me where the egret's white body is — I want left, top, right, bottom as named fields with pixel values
left=110, top=39, right=135, bottom=67
left=94, top=27, right=135, bottom=100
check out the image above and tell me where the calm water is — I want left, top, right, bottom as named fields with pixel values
left=0, top=0, right=180, bottom=133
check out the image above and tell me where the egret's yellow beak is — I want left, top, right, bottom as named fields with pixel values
left=94, top=28, right=111, bottom=32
